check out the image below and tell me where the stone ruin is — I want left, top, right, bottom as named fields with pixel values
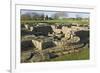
left=21, top=23, right=89, bottom=62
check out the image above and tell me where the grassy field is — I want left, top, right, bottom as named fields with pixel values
left=49, top=48, right=89, bottom=61
left=21, top=18, right=89, bottom=25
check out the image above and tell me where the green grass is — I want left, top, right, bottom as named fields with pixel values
left=21, top=18, right=89, bottom=25
left=49, top=48, right=89, bottom=61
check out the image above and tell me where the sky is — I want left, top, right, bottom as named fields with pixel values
left=21, top=9, right=90, bottom=18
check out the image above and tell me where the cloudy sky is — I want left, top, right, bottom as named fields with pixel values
left=21, top=9, right=90, bottom=18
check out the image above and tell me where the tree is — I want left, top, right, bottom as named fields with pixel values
left=21, top=14, right=31, bottom=20
left=45, top=15, right=48, bottom=20
left=40, top=14, right=45, bottom=20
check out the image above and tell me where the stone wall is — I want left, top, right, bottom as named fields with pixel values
left=32, top=40, right=42, bottom=50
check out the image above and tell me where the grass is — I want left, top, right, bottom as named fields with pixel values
left=21, top=18, right=89, bottom=25
left=49, top=48, right=89, bottom=61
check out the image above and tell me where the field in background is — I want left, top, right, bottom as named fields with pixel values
left=21, top=18, right=89, bottom=25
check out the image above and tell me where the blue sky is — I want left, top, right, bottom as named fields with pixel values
left=21, top=9, right=90, bottom=18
